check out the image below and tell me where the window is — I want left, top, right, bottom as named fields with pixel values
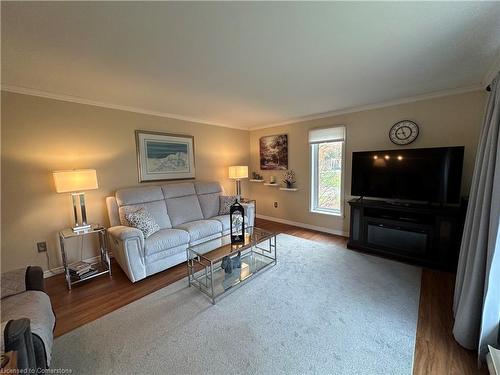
left=309, top=126, right=345, bottom=216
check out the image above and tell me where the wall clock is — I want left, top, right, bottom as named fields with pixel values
left=389, top=120, right=419, bottom=145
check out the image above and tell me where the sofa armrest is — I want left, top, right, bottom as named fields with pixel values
left=25, top=266, right=44, bottom=292
left=108, top=225, right=144, bottom=243
left=4, top=318, right=37, bottom=370
left=107, top=226, right=146, bottom=282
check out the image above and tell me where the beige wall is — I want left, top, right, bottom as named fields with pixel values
left=1, top=92, right=250, bottom=273
left=1, top=90, right=487, bottom=273
left=248, top=91, right=486, bottom=235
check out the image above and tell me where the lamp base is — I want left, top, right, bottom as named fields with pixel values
left=71, top=192, right=91, bottom=233
left=235, top=179, right=242, bottom=202
left=72, top=224, right=92, bottom=233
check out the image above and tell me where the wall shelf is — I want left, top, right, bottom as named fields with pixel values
left=263, top=183, right=279, bottom=187
left=279, top=187, right=299, bottom=191
left=249, top=179, right=264, bottom=182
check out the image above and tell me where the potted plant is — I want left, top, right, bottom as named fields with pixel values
left=283, top=170, right=296, bottom=188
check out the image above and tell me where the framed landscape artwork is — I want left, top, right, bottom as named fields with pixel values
left=135, top=130, right=195, bottom=182
left=260, top=134, right=288, bottom=170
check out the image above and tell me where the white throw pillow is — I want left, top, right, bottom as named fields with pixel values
left=219, top=195, right=238, bottom=215
left=125, top=208, right=160, bottom=238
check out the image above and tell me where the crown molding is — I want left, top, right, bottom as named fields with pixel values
left=482, top=52, right=500, bottom=88
left=2, top=83, right=484, bottom=132
left=0, top=84, right=249, bottom=131
left=249, top=84, right=483, bottom=130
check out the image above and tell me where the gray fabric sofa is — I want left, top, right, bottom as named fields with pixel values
left=106, top=181, right=255, bottom=282
left=1, top=266, right=55, bottom=371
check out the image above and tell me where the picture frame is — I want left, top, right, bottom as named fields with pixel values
left=135, top=130, right=195, bottom=182
left=259, top=134, right=288, bottom=170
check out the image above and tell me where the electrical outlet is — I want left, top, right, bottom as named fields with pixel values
left=36, top=241, right=47, bottom=253
left=273, top=201, right=278, bottom=208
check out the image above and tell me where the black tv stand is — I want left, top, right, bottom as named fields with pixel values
left=347, top=198, right=466, bottom=270
left=386, top=200, right=416, bottom=207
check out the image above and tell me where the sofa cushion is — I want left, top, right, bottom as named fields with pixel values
left=166, top=195, right=204, bottom=226
left=116, top=186, right=172, bottom=229
left=144, top=229, right=190, bottom=256
left=194, top=181, right=222, bottom=195
left=195, top=182, right=223, bottom=219
left=175, top=220, right=222, bottom=243
left=198, top=193, right=221, bottom=219
left=161, top=182, right=196, bottom=199
left=116, top=186, right=164, bottom=206
left=1, top=291, right=55, bottom=366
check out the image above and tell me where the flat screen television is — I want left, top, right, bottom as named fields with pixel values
left=351, top=146, right=464, bottom=204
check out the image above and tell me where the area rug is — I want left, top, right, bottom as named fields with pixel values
left=51, top=234, right=421, bottom=375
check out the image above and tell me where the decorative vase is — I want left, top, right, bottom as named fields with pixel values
left=286, top=181, right=294, bottom=188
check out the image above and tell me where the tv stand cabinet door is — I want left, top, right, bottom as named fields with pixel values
left=362, top=216, right=432, bottom=257
left=349, top=205, right=364, bottom=243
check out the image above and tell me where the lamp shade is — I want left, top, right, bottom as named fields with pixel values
left=228, top=166, right=248, bottom=179
left=53, top=169, right=98, bottom=193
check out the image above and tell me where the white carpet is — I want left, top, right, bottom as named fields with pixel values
left=52, top=234, right=421, bottom=375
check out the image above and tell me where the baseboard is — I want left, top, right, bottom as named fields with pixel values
left=43, top=255, right=101, bottom=278
left=43, top=266, right=64, bottom=278
left=256, top=214, right=349, bottom=237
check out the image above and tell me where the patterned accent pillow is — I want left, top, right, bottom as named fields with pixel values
left=125, top=208, right=160, bottom=238
left=219, top=195, right=238, bottom=215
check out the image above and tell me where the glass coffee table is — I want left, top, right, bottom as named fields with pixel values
left=187, top=226, right=277, bottom=304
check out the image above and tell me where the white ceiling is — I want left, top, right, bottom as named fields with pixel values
left=2, top=2, right=500, bottom=129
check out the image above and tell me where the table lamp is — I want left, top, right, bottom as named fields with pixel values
left=228, top=166, right=248, bottom=200
left=53, top=169, right=98, bottom=232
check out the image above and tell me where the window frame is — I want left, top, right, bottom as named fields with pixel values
left=310, top=139, right=345, bottom=217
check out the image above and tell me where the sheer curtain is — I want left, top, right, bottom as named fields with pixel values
left=453, top=71, right=500, bottom=361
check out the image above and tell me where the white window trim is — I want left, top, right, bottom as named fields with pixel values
left=309, top=140, right=345, bottom=217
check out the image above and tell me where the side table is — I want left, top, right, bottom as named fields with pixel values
left=240, top=198, right=256, bottom=213
left=58, top=224, right=111, bottom=290
left=240, top=198, right=257, bottom=226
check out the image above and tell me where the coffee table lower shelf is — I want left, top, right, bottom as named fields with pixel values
left=187, top=230, right=277, bottom=304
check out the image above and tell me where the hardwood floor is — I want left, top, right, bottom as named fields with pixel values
left=45, top=218, right=483, bottom=374
left=45, top=259, right=189, bottom=338
left=413, top=270, right=485, bottom=375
